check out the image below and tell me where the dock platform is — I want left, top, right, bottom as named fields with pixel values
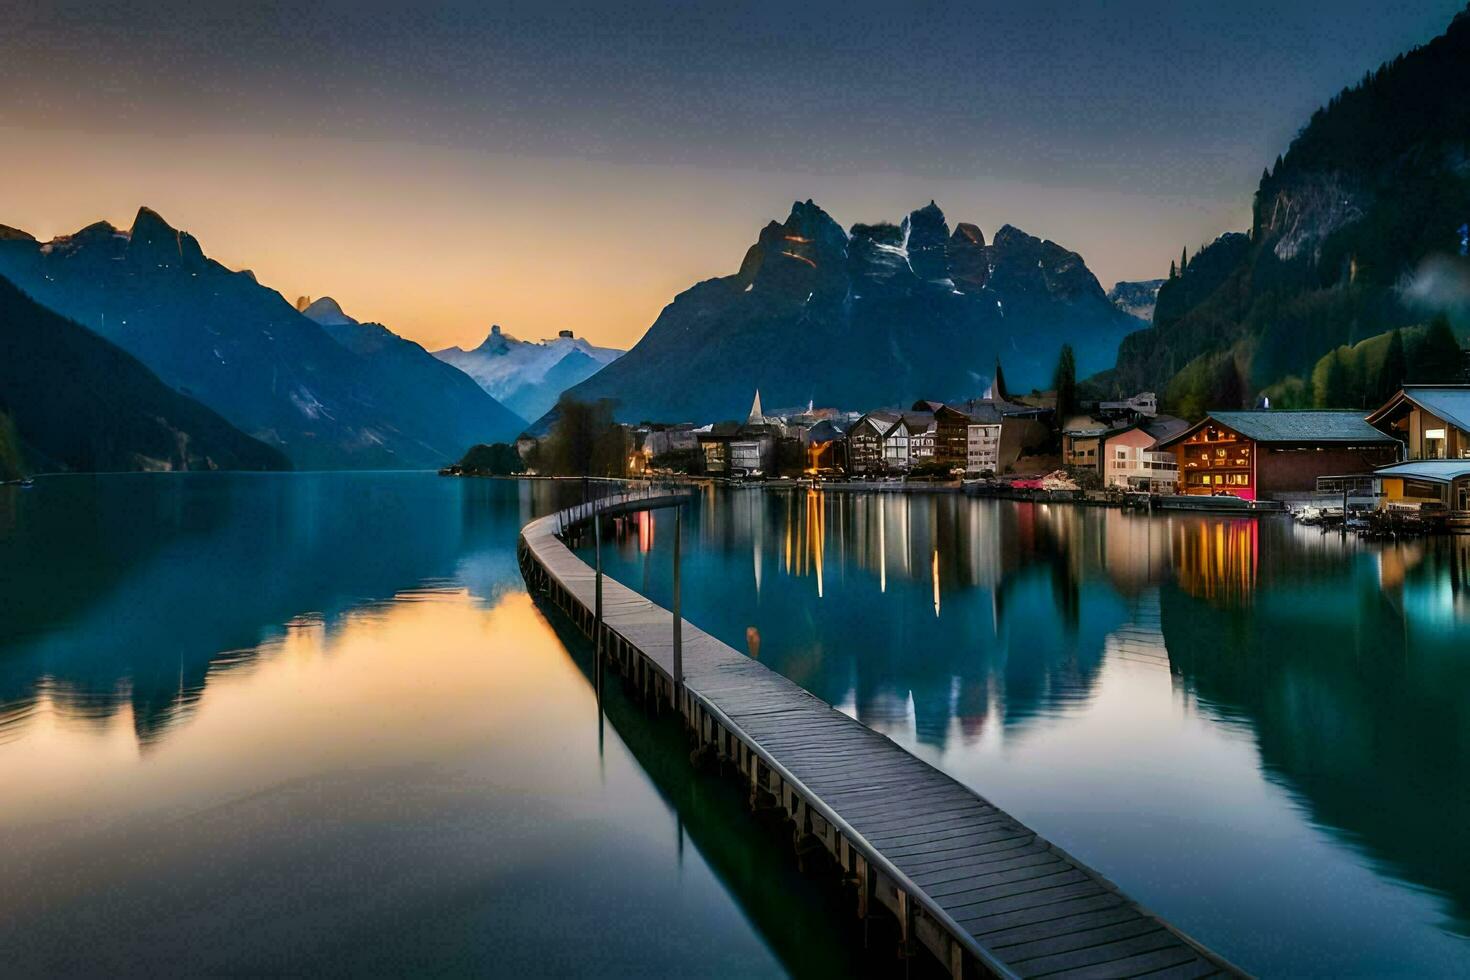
left=519, top=490, right=1242, bottom=979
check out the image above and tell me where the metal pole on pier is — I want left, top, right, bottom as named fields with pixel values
left=672, top=505, right=683, bottom=710
left=594, top=510, right=603, bottom=658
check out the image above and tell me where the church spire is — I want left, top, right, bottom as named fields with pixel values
left=747, top=389, right=764, bottom=423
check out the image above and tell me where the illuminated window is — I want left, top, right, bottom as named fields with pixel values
left=1426, top=427, right=1447, bottom=459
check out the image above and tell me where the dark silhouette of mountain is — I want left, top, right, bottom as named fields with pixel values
left=0, top=272, right=288, bottom=473
left=1109, top=5, right=1470, bottom=410
left=0, top=210, right=522, bottom=469
left=553, top=200, right=1140, bottom=423
left=0, top=410, right=24, bottom=480
left=297, top=295, right=528, bottom=444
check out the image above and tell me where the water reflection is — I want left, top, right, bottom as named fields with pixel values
left=588, top=489, right=1470, bottom=975
left=0, top=473, right=584, bottom=747
left=1, top=474, right=872, bottom=976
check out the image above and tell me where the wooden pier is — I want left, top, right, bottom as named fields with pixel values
left=519, top=490, right=1243, bottom=979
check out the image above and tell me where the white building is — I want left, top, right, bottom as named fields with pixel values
left=966, top=423, right=1002, bottom=475
left=1099, top=391, right=1158, bottom=418
left=730, top=440, right=764, bottom=474
left=1105, top=440, right=1179, bottom=491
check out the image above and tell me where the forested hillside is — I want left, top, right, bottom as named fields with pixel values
left=1106, top=6, right=1470, bottom=416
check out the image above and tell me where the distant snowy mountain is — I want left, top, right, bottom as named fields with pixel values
left=434, top=326, right=623, bottom=423
left=1107, top=279, right=1165, bottom=322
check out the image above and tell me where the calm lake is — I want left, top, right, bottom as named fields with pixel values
left=581, top=485, right=1470, bottom=977
left=0, top=473, right=861, bottom=977
left=4, top=474, right=1469, bottom=977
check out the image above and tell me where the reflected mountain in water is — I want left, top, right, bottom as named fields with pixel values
left=588, top=488, right=1470, bottom=945
left=1164, top=528, right=1470, bottom=934
left=0, top=474, right=585, bottom=746
left=599, top=491, right=1173, bottom=746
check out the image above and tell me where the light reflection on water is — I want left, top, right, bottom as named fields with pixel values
left=587, top=487, right=1470, bottom=977
left=0, top=474, right=864, bottom=977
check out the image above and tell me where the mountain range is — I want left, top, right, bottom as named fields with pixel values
left=434, top=326, right=623, bottom=423
left=1105, top=5, right=1470, bottom=412
left=0, top=272, right=289, bottom=473
left=0, top=210, right=523, bottom=470
left=1107, top=279, right=1165, bottom=323
left=554, top=200, right=1141, bottom=424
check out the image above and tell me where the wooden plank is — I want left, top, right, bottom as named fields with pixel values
left=923, top=859, right=1075, bottom=899
left=947, top=880, right=1112, bottom=920
left=959, top=893, right=1131, bottom=936
left=882, top=826, right=1035, bottom=860
left=978, top=904, right=1144, bottom=950
left=1027, top=944, right=1202, bottom=979
left=1131, top=960, right=1223, bottom=980
left=905, top=839, right=1052, bottom=874
left=936, top=868, right=1094, bottom=910
left=995, top=916, right=1163, bottom=963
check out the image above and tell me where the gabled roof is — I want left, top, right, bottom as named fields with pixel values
left=853, top=411, right=899, bottom=436
left=957, top=398, right=1047, bottom=424
left=697, top=420, right=744, bottom=439
left=807, top=418, right=847, bottom=443
left=1373, top=459, right=1470, bottom=483
left=1158, top=410, right=1399, bottom=449
left=1141, top=415, right=1190, bottom=445
left=1366, top=385, right=1470, bottom=434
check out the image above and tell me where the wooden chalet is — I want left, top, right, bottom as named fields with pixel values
left=1157, top=410, right=1400, bottom=500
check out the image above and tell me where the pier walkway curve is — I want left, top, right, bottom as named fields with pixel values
left=518, top=488, right=1243, bottom=979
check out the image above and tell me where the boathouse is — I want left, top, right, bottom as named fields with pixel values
left=1369, top=460, right=1470, bottom=512
left=1156, top=410, right=1400, bottom=500
left=1360, top=386, right=1470, bottom=511
left=1365, top=385, right=1470, bottom=460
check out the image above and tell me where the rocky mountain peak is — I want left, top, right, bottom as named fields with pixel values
left=126, top=207, right=205, bottom=269
left=904, top=201, right=951, bottom=282
left=741, top=200, right=848, bottom=300
left=0, top=224, right=35, bottom=242
left=985, top=225, right=1106, bottom=302
left=299, top=296, right=356, bottom=326
left=1107, top=279, right=1165, bottom=322
left=947, top=222, right=989, bottom=291
left=473, top=324, right=514, bottom=354
left=128, top=206, right=181, bottom=246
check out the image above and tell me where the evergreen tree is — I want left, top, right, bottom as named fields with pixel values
left=1317, top=351, right=1349, bottom=407
left=1052, top=344, right=1077, bottom=424
left=1408, top=314, right=1464, bottom=383
left=543, top=395, right=616, bottom=476
left=1213, top=356, right=1244, bottom=410
left=1376, top=327, right=1407, bottom=403
left=1180, top=246, right=1189, bottom=275
left=1168, top=260, right=1177, bottom=280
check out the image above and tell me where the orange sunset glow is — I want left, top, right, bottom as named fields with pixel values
left=1, top=128, right=1245, bottom=352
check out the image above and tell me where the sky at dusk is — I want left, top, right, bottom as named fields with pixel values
left=1, top=0, right=1462, bottom=350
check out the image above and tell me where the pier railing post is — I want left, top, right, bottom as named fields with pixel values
left=672, top=504, right=683, bottom=711
left=594, top=510, right=603, bottom=660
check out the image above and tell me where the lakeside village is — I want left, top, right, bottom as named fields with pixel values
left=448, top=360, right=1470, bottom=536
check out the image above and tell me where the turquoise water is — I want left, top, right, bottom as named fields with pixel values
left=0, top=474, right=866, bottom=977
left=583, top=486, right=1470, bottom=977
